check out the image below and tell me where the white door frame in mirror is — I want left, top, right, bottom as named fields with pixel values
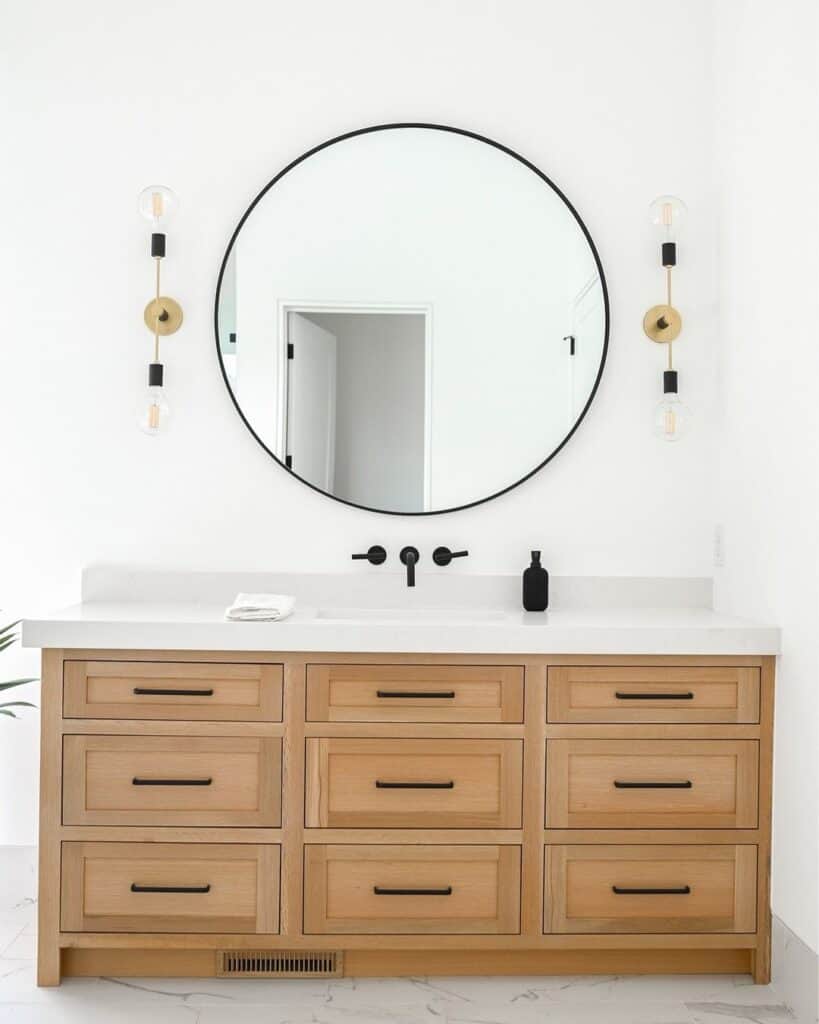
left=277, top=300, right=434, bottom=507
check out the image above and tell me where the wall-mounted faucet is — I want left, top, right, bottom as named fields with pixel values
left=353, top=544, right=468, bottom=587
left=351, top=545, right=387, bottom=565
left=432, top=546, right=469, bottom=566
left=399, top=546, right=420, bottom=587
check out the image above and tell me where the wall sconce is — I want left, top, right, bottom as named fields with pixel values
left=137, top=186, right=182, bottom=435
left=644, top=195, right=690, bottom=442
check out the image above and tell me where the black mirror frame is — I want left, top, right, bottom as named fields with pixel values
left=213, top=122, right=610, bottom=517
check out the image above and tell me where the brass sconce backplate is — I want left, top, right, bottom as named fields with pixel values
left=144, top=296, right=184, bottom=336
left=643, top=303, right=682, bottom=344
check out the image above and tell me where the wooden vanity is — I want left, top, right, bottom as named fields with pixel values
left=36, top=649, right=774, bottom=985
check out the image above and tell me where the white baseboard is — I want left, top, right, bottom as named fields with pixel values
left=772, top=915, right=818, bottom=1023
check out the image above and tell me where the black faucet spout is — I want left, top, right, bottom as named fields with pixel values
left=399, top=546, right=420, bottom=588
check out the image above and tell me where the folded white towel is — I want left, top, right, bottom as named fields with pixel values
left=225, top=593, right=295, bottom=622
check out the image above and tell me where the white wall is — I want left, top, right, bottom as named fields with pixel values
left=712, top=0, right=819, bottom=955
left=0, top=1, right=718, bottom=838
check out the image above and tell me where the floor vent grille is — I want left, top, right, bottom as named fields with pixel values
left=216, top=950, right=343, bottom=978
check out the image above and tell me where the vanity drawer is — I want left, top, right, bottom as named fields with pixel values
left=63, top=660, right=283, bottom=721
left=545, top=844, right=757, bottom=934
left=306, top=664, right=524, bottom=722
left=547, top=666, right=760, bottom=724
left=304, top=845, right=521, bottom=934
left=546, top=739, right=758, bottom=828
left=63, top=735, right=282, bottom=826
left=305, top=738, right=523, bottom=828
left=61, top=842, right=280, bottom=933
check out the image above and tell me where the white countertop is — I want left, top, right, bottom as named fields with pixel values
left=21, top=570, right=780, bottom=655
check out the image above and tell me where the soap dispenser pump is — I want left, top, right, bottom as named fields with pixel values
left=523, top=551, right=549, bottom=611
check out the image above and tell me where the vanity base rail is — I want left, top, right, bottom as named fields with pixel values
left=58, top=944, right=756, bottom=980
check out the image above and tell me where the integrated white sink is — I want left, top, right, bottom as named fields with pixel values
left=315, top=606, right=508, bottom=623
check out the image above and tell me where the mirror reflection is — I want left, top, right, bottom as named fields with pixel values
left=217, top=125, right=608, bottom=513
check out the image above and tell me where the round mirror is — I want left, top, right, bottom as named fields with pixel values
left=215, top=124, right=608, bottom=515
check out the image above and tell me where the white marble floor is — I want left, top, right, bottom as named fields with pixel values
left=0, top=847, right=799, bottom=1024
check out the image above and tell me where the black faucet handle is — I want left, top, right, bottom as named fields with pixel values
left=399, top=546, right=420, bottom=587
left=432, top=546, right=469, bottom=566
left=352, top=545, right=387, bottom=566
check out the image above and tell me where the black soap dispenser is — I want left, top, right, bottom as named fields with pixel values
left=523, top=551, right=549, bottom=611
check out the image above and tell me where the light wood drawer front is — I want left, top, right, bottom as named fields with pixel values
left=61, top=842, right=280, bottom=933
left=306, top=664, right=524, bottom=723
left=547, top=666, right=760, bottom=724
left=63, top=660, right=283, bottom=721
left=63, top=736, right=282, bottom=826
left=305, top=738, right=522, bottom=828
left=546, top=740, right=758, bottom=829
left=545, top=845, right=757, bottom=934
left=304, top=845, right=521, bottom=934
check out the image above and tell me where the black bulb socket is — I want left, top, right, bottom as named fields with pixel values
left=148, top=362, right=164, bottom=387
left=661, top=241, right=677, bottom=267
left=663, top=369, right=679, bottom=395
left=151, top=232, right=166, bottom=258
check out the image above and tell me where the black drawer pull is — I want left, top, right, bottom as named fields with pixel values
left=375, top=780, right=454, bottom=789
left=133, top=687, right=215, bottom=697
left=615, top=691, right=694, bottom=700
left=132, top=777, right=213, bottom=786
left=613, top=780, right=692, bottom=789
left=612, top=885, right=691, bottom=895
left=131, top=883, right=211, bottom=894
left=376, top=690, right=456, bottom=699
left=373, top=886, right=452, bottom=896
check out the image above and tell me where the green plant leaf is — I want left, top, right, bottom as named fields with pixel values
left=0, top=679, right=37, bottom=691
left=0, top=620, right=38, bottom=720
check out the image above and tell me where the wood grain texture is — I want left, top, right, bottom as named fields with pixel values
left=63, top=660, right=283, bottom=721
left=303, top=845, right=520, bottom=934
left=61, top=720, right=284, bottom=737
left=59, top=650, right=766, bottom=668
left=40, top=648, right=774, bottom=985
left=61, top=946, right=752, bottom=977
left=544, top=828, right=762, bottom=844
left=60, top=930, right=757, bottom=950
left=306, top=664, right=523, bottom=723
left=63, top=948, right=218, bottom=977
left=341, top=947, right=752, bottom=976
left=753, top=656, right=775, bottom=983
left=305, top=737, right=523, bottom=828
left=544, top=724, right=760, bottom=740
left=38, top=649, right=64, bottom=985
left=63, top=735, right=282, bottom=826
left=545, top=844, right=757, bottom=934
left=521, top=662, right=546, bottom=936
left=280, top=658, right=307, bottom=939
left=304, top=721, right=524, bottom=739
left=61, top=842, right=280, bottom=933
left=546, top=739, right=759, bottom=829
left=547, top=666, right=760, bottom=724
